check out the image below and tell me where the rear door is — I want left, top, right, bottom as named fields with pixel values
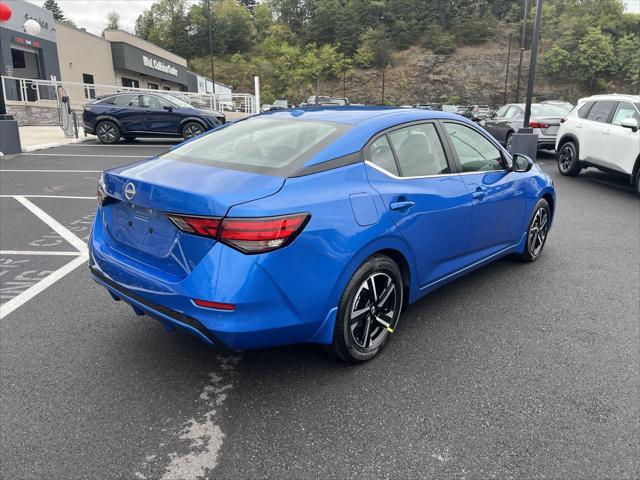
left=364, top=121, right=474, bottom=287
left=442, top=121, right=526, bottom=258
left=110, top=94, right=146, bottom=133
left=581, top=100, right=618, bottom=165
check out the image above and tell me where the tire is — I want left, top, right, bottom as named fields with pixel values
left=182, top=121, right=205, bottom=139
left=516, top=198, right=551, bottom=262
left=635, top=170, right=640, bottom=197
left=557, top=141, right=581, bottom=176
left=329, top=255, right=403, bottom=363
left=95, top=120, right=121, bottom=144
left=505, top=132, right=514, bottom=153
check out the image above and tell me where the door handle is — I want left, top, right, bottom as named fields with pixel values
left=390, top=200, right=415, bottom=210
left=472, top=187, right=487, bottom=200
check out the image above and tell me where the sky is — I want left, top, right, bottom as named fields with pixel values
left=23, top=0, right=640, bottom=36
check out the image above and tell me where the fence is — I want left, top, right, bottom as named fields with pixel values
left=1, top=76, right=257, bottom=115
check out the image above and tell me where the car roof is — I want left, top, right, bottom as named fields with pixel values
left=262, top=106, right=451, bottom=125
left=579, top=94, right=640, bottom=103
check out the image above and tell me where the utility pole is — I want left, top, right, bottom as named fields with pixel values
left=504, top=33, right=513, bottom=104
left=206, top=0, right=216, bottom=91
left=515, top=0, right=529, bottom=103
left=523, top=0, right=542, bottom=128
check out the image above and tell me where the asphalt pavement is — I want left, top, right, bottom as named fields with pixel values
left=0, top=141, right=638, bottom=479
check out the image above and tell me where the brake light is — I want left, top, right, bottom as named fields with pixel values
left=167, top=212, right=310, bottom=254
left=529, top=121, right=549, bottom=128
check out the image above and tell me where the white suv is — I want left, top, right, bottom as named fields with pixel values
left=555, top=94, right=640, bottom=194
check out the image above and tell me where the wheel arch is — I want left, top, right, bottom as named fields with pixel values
left=631, top=154, right=640, bottom=184
left=556, top=133, right=580, bottom=158
left=179, top=117, right=208, bottom=130
left=94, top=115, right=123, bottom=131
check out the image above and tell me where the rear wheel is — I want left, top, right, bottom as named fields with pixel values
left=505, top=132, right=514, bottom=153
left=96, top=121, right=120, bottom=144
left=182, top=121, right=205, bottom=139
left=517, top=198, right=551, bottom=262
left=557, top=141, right=581, bottom=176
left=329, top=255, right=403, bottom=363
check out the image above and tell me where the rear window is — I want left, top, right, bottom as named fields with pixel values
left=161, top=117, right=351, bottom=176
left=530, top=104, right=566, bottom=117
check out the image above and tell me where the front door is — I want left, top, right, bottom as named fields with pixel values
left=599, top=101, right=640, bottom=175
left=365, top=122, right=474, bottom=288
left=442, top=121, right=527, bottom=258
left=141, top=95, right=179, bottom=134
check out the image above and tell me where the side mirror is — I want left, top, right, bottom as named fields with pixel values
left=163, top=105, right=173, bottom=112
left=620, top=117, right=638, bottom=132
left=512, top=153, right=534, bottom=173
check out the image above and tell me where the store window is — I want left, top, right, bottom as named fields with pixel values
left=162, top=86, right=171, bottom=91
left=83, top=73, right=96, bottom=99
left=148, top=83, right=158, bottom=89
left=121, top=77, right=139, bottom=89
left=11, top=49, right=26, bottom=68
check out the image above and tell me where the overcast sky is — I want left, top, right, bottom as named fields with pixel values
left=24, top=0, right=640, bottom=36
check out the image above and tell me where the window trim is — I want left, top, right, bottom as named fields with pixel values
left=363, top=120, right=458, bottom=180
left=610, top=101, right=640, bottom=126
left=439, top=119, right=510, bottom=174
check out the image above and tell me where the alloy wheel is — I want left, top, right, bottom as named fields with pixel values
left=528, top=206, right=549, bottom=257
left=97, top=123, right=117, bottom=143
left=558, top=144, right=574, bottom=173
left=349, top=272, right=398, bottom=349
left=184, top=123, right=204, bottom=138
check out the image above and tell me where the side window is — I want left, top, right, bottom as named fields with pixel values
left=577, top=102, right=592, bottom=119
left=611, top=102, right=640, bottom=125
left=387, top=124, right=450, bottom=176
left=142, top=95, right=172, bottom=110
left=112, top=95, right=138, bottom=107
left=585, top=101, right=617, bottom=123
left=369, top=135, right=399, bottom=176
left=495, top=105, right=510, bottom=117
left=506, top=106, right=522, bottom=118
left=444, top=123, right=505, bottom=172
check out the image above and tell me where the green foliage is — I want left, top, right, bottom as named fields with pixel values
left=543, top=45, right=572, bottom=79
left=104, top=12, right=120, bottom=32
left=43, top=0, right=65, bottom=21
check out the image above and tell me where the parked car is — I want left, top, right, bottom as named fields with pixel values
left=414, top=103, right=433, bottom=110
left=331, top=97, right=349, bottom=106
left=442, top=104, right=458, bottom=113
left=261, top=104, right=272, bottom=112
left=456, top=105, right=470, bottom=115
left=482, top=103, right=568, bottom=152
left=83, top=93, right=225, bottom=144
left=555, top=94, right=640, bottom=194
left=542, top=100, right=573, bottom=111
left=300, top=96, right=338, bottom=107
left=90, top=108, right=555, bottom=362
left=269, top=99, right=289, bottom=110
left=463, top=105, right=492, bottom=122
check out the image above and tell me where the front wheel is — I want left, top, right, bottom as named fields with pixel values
left=517, top=198, right=551, bottom=262
left=329, top=255, right=403, bottom=363
left=182, top=121, right=205, bottom=139
left=557, top=141, right=581, bottom=176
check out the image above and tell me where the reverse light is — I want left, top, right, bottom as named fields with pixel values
left=167, top=212, right=310, bottom=254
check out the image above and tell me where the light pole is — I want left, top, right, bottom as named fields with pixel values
left=515, top=0, right=529, bottom=103
left=511, top=0, right=543, bottom=160
left=206, top=0, right=216, bottom=91
left=504, top=33, right=513, bottom=104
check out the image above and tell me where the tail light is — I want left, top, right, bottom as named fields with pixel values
left=167, top=212, right=310, bottom=254
left=97, top=173, right=113, bottom=206
left=529, top=121, right=549, bottom=128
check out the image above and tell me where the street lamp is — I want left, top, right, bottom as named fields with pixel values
left=515, top=0, right=530, bottom=103
left=511, top=0, right=543, bottom=160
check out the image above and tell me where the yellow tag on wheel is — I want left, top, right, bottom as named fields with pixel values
left=387, top=326, right=394, bottom=333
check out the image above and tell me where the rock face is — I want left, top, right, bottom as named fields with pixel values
left=339, top=44, right=586, bottom=106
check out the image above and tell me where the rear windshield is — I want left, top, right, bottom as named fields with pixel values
left=530, top=104, right=567, bottom=117
left=161, top=117, right=351, bottom=176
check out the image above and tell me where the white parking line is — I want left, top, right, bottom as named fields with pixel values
left=16, top=153, right=150, bottom=158
left=0, top=169, right=102, bottom=173
left=0, top=195, right=94, bottom=199
left=14, top=196, right=88, bottom=254
left=0, top=250, right=82, bottom=256
left=0, top=254, right=88, bottom=320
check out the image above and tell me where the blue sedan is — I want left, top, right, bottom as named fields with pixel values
left=83, top=92, right=225, bottom=144
left=89, top=107, right=555, bottom=362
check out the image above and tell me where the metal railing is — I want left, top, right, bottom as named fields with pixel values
left=1, top=76, right=257, bottom=114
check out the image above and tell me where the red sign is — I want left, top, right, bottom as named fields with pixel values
left=14, top=36, right=41, bottom=48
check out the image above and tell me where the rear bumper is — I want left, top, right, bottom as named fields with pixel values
left=536, top=133, right=557, bottom=149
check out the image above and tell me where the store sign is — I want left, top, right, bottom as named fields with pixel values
left=14, top=36, right=41, bottom=48
left=142, top=55, right=178, bottom=77
left=23, top=12, right=49, bottom=31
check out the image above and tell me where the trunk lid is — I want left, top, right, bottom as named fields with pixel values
left=100, top=158, right=285, bottom=275
left=531, top=116, right=562, bottom=135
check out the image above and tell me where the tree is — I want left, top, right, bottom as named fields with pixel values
left=614, top=34, right=640, bottom=92
left=576, top=27, right=616, bottom=90
left=43, top=0, right=66, bottom=21
left=355, top=28, right=391, bottom=103
left=135, top=0, right=193, bottom=59
left=105, top=11, right=120, bottom=31
left=543, top=44, right=572, bottom=80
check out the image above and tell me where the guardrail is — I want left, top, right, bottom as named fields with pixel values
left=1, top=76, right=256, bottom=114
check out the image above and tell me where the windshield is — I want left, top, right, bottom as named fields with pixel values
left=160, top=94, right=194, bottom=109
left=161, top=117, right=351, bottom=175
left=531, top=104, right=567, bottom=117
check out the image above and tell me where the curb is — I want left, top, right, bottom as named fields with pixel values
left=21, top=136, right=92, bottom=153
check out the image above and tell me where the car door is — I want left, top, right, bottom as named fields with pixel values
left=599, top=101, right=640, bottom=175
left=442, top=121, right=526, bottom=259
left=581, top=100, right=618, bottom=165
left=364, top=121, right=475, bottom=288
left=484, top=105, right=512, bottom=142
left=142, top=95, right=180, bottom=134
left=109, top=94, right=146, bottom=134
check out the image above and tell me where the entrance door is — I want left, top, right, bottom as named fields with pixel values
left=11, top=45, right=41, bottom=101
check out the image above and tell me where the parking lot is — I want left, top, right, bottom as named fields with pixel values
left=0, top=141, right=638, bottom=479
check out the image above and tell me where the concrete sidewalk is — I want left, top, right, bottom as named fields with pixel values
left=17, top=125, right=90, bottom=153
